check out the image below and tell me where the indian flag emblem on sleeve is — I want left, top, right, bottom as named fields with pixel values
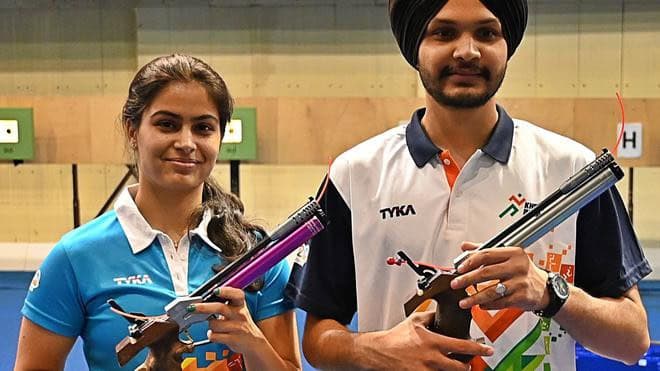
left=29, top=270, right=41, bottom=292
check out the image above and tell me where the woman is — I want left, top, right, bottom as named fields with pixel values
left=15, top=54, right=301, bottom=371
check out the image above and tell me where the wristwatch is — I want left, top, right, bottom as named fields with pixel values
left=534, top=272, right=570, bottom=318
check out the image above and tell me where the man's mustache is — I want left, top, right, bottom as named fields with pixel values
left=440, top=64, right=491, bottom=80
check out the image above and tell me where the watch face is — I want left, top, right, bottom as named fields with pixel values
left=552, top=274, right=570, bottom=299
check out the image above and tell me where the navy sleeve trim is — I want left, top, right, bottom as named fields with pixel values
left=575, top=187, right=652, bottom=298
left=289, top=177, right=357, bottom=325
left=621, top=259, right=653, bottom=292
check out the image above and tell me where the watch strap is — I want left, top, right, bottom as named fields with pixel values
left=534, top=272, right=568, bottom=318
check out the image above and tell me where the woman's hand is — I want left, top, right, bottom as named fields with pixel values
left=190, top=287, right=267, bottom=355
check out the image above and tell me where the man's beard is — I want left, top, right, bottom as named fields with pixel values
left=419, top=63, right=506, bottom=109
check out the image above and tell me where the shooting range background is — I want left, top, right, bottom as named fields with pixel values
left=1, top=0, right=660, bottom=369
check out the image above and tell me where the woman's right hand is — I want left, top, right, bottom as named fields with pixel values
left=190, top=287, right=267, bottom=355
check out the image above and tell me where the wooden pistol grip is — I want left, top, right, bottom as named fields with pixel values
left=404, top=273, right=473, bottom=363
left=433, top=286, right=471, bottom=340
left=138, top=332, right=194, bottom=371
left=116, top=321, right=180, bottom=367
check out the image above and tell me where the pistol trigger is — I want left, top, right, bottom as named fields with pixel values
left=107, top=299, right=126, bottom=313
left=186, top=329, right=212, bottom=349
left=182, top=329, right=193, bottom=343
left=192, top=339, right=211, bottom=348
left=107, top=299, right=146, bottom=326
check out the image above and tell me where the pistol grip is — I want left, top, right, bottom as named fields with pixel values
left=431, top=288, right=473, bottom=363
left=403, top=273, right=473, bottom=363
left=431, top=288, right=471, bottom=339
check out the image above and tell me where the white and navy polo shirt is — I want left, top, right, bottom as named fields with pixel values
left=23, top=185, right=293, bottom=370
left=293, top=106, right=650, bottom=370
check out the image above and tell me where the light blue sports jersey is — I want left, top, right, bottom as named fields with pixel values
left=22, top=187, right=293, bottom=370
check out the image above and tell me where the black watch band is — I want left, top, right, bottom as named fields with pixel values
left=534, top=272, right=569, bottom=318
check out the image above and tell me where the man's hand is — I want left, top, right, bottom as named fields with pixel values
left=357, top=311, right=494, bottom=371
left=450, top=242, right=550, bottom=311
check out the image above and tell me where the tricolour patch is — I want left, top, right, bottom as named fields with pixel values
left=29, top=270, right=41, bottom=292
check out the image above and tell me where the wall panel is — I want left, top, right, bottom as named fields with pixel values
left=2, top=164, right=658, bottom=258
left=1, top=5, right=135, bottom=96
left=622, top=1, right=660, bottom=98
left=100, top=6, right=137, bottom=95
left=2, top=95, right=660, bottom=166
left=498, top=98, right=575, bottom=138
left=14, top=8, right=60, bottom=96
left=0, top=1, right=659, bottom=100
left=136, top=7, right=171, bottom=67
left=77, top=164, right=135, bottom=225
left=239, top=164, right=327, bottom=230
left=0, top=164, right=71, bottom=243
left=535, top=1, right=579, bottom=97
left=0, top=10, right=17, bottom=95
left=499, top=0, right=537, bottom=97
left=87, top=95, right=128, bottom=163
left=59, top=6, right=104, bottom=95
left=135, top=4, right=410, bottom=98
left=634, top=167, right=660, bottom=245
left=573, top=99, right=660, bottom=168
left=30, top=165, right=72, bottom=241
left=32, top=96, right=93, bottom=162
left=169, top=7, right=211, bottom=60
left=208, top=7, right=257, bottom=97
left=577, top=1, right=623, bottom=97
left=335, top=5, right=417, bottom=97
left=273, top=97, right=417, bottom=164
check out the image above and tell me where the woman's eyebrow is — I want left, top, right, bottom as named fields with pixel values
left=151, top=110, right=219, bottom=122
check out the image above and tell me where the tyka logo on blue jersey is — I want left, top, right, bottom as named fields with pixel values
left=113, top=274, right=153, bottom=285
left=380, top=204, right=417, bottom=220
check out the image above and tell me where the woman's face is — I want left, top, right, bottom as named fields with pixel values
left=129, top=81, right=222, bottom=195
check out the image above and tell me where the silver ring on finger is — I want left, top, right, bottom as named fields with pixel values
left=495, top=282, right=508, bottom=297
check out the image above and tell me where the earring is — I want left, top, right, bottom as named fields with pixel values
left=130, top=140, right=137, bottom=150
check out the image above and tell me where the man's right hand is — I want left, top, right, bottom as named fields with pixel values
left=355, top=311, right=493, bottom=370
left=303, top=311, right=493, bottom=370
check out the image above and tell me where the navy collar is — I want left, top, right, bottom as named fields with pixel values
left=405, top=105, right=514, bottom=168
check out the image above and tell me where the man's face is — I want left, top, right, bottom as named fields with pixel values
left=417, top=0, right=508, bottom=109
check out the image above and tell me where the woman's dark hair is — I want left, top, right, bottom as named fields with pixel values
left=122, top=54, right=262, bottom=289
left=121, top=53, right=233, bottom=135
left=192, top=178, right=267, bottom=291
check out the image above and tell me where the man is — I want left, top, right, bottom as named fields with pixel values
left=290, top=1, right=651, bottom=370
